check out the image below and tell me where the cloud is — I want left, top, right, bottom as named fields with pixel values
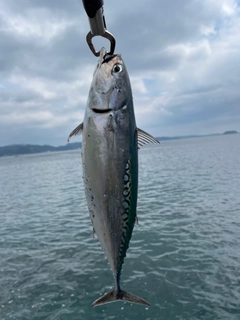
left=0, top=0, right=240, bottom=145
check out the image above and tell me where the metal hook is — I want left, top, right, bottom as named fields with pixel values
left=86, top=30, right=116, bottom=57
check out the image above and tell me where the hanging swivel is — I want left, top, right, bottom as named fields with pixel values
left=82, top=0, right=116, bottom=57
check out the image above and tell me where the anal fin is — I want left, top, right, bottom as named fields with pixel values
left=135, top=215, right=139, bottom=225
left=93, top=227, right=98, bottom=239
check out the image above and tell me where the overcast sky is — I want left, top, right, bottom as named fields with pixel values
left=0, top=0, right=240, bottom=146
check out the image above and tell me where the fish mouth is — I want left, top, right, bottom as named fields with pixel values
left=92, top=108, right=112, bottom=114
left=92, top=101, right=127, bottom=114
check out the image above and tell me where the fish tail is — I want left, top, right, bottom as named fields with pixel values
left=91, top=289, right=150, bottom=307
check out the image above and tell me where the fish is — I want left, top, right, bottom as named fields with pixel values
left=68, top=47, right=159, bottom=307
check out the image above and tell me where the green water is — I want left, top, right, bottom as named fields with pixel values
left=0, top=135, right=240, bottom=319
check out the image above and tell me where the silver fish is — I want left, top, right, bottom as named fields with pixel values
left=68, top=48, right=159, bottom=307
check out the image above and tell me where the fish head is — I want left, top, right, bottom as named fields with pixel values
left=88, top=48, right=132, bottom=114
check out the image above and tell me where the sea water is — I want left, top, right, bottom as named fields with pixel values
left=0, top=134, right=240, bottom=320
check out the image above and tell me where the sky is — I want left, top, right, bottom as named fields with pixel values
left=0, top=0, right=240, bottom=146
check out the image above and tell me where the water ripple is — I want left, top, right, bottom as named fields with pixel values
left=1, top=136, right=240, bottom=319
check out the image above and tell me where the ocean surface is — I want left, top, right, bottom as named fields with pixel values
left=0, top=134, right=240, bottom=320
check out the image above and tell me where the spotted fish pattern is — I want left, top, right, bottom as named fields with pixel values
left=118, top=159, right=134, bottom=266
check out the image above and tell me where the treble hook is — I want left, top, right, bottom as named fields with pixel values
left=82, top=0, right=116, bottom=57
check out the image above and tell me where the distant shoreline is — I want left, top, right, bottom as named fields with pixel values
left=0, top=131, right=238, bottom=158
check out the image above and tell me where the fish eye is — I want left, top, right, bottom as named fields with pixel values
left=112, top=63, right=123, bottom=73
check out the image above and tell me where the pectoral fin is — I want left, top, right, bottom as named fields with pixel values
left=137, top=128, right=160, bottom=149
left=67, top=122, right=83, bottom=142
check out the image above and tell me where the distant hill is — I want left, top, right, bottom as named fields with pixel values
left=223, top=130, right=238, bottom=135
left=0, top=142, right=81, bottom=157
left=0, top=131, right=238, bottom=157
left=156, top=133, right=221, bottom=141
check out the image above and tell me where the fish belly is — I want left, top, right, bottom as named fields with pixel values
left=82, top=115, right=138, bottom=275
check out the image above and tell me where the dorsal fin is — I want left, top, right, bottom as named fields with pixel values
left=137, top=128, right=160, bottom=149
left=67, top=122, right=83, bottom=142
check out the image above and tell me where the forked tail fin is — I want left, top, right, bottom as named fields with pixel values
left=92, top=289, right=150, bottom=307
